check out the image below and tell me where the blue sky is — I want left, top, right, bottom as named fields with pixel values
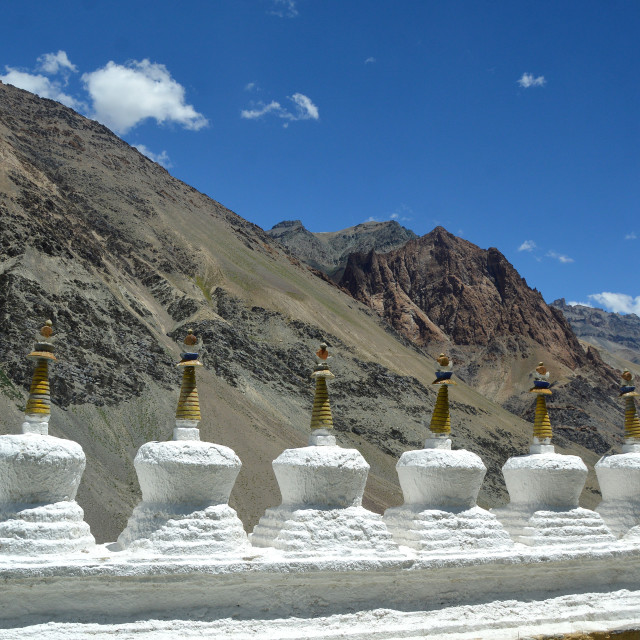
left=1, top=1, right=639, bottom=314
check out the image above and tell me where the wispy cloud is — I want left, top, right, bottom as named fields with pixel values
left=517, top=72, right=546, bottom=88
left=133, top=144, right=171, bottom=168
left=289, top=92, right=318, bottom=119
left=82, top=60, right=208, bottom=134
left=244, top=82, right=257, bottom=92
left=241, top=101, right=282, bottom=119
left=0, top=50, right=83, bottom=109
left=567, top=300, right=594, bottom=308
left=518, top=240, right=536, bottom=252
left=546, top=250, right=574, bottom=264
left=517, top=239, right=574, bottom=264
left=37, top=50, right=77, bottom=75
left=388, top=204, right=413, bottom=222
left=269, top=0, right=298, bottom=18
left=625, top=231, right=637, bottom=240
left=241, top=92, right=319, bottom=126
left=365, top=57, right=376, bottom=64
left=365, top=205, right=413, bottom=225
left=588, top=292, right=640, bottom=315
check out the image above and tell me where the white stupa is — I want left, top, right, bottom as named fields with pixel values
left=492, top=362, right=614, bottom=546
left=596, top=370, right=640, bottom=537
left=0, top=320, right=95, bottom=554
left=117, top=329, right=249, bottom=555
left=384, top=353, right=513, bottom=552
left=250, top=343, right=398, bottom=555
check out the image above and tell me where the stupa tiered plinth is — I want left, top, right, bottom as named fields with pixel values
left=0, top=320, right=95, bottom=554
left=384, top=354, right=513, bottom=552
left=117, top=329, right=249, bottom=555
left=493, top=362, right=614, bottom=546
left=596, top=371, right=640, bottom=537
left=250, top=343, right=398, bottom=555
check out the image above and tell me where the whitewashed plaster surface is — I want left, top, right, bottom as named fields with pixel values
left=384, top=446, right=513, bottom=551
left=251, top=445, right=399, bottom=554
left=117, top=440, right=249, bottom=554
left=596, top=451, right=640, bottom=537
left=493, top=452, right=615, bottom=546
left=0, top=434, right=94, bottom=554
left=1, top=543, right=640, bottom=639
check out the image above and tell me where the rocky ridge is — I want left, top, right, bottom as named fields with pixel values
left=331, top=227, right=626, bottom=456
left=552, top=298, right=640, bottom=365
left=266, top=219, right=417, bottom=280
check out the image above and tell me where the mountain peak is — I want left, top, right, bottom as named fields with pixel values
left=340, top=228, right=588, bottom=369
left=270, top=219, right=304, bottom=231
left=265, top=218, right=417, bottom=279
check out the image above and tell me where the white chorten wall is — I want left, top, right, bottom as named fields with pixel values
left=250, top=441, right=399, bottom=555
left=117, top=439, right=249, bottom=554
left=384, top=438, right=513, bottom=552
left=493, top=450, right=614, bottom=546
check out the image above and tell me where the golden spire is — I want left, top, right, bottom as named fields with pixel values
left=310, top=342, right=335, bottom=430
left=25, top=320, right=56, bottom=417
left=428, top=353, right=456, bottom=434
left=530, top=362, right=553, bottom=440
left=175, top=329, right=203, bottom=422
left=620, top=370, right=640, bottom=439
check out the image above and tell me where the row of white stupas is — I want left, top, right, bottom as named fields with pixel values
left=2, top=320, right=640, bottom=558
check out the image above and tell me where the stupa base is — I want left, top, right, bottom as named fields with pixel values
left=250, top=505, right=399, bottom=556
left=596, top=501, right=640, bottom=538
left=595, top=451, right=640, bottom=537
left=0, top=501, right=95, bottom=555
left=384, top=505, right=513, bottom=552
left=117, top=502, right=249, bottom=555
left=492, top=505, right=615, bottom=547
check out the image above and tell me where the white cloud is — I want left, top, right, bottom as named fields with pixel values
left=546, top=250, right=574, bottom=263
left=82, top=60, right=208, bottom=134
left=241, top=93, right=319, bottom=125
left=244, top=82, right=257, bottom=92
left=241, top=101, right=282, bottom=119
left=567, top=300, right=593, bottom=308
left=269, top=0, right=298, bottom=17
left=0, top=68, right=82, bottom=109
left=625, top=232, right=637, bottom=240
left=518, top=240, right=536, bottom=252
left=365, top=57, right=376, bottom=64
left=517, top=72, right=546, bottom=88
left=388, top=204, right=413, bottom=222
left=588, top=292, right=640, bottom=315
left=37, top=50, right=77, bottom=75
left=133, top=144, right=171, bottom=168
left=288, top=93, right=318, bottom=120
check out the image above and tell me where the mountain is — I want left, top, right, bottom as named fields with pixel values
left=266, top=219, right=417, bottom=280
left=0, top=81, right=613, bottom=542
left=340, top=227, right=586, bottom=365
left=552, top=299, right=640, bottom=365
left=334, top=227, right=626, bottom=456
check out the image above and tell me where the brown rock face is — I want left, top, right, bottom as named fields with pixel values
left=340, top=227, right=589, bottom=369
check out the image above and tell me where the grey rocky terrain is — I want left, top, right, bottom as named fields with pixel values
left=266, top=219, right=417, bottom=280
left=552, top=298, right=640, bottom=365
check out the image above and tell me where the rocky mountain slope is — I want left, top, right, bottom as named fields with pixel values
left=331, top=228, right=626, bottom=457
left=552, top=299, right=640, bottom=365
left=266, top=219, right=416, bottom=280
left=0, top=81, right=614, bottom=542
